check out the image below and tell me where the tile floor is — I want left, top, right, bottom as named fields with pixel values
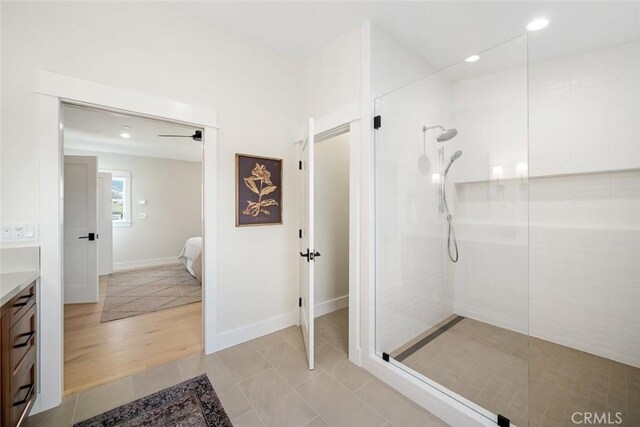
left=396, top=317, right=640, bottom=427
left=28, top=308, right=447, bottom=427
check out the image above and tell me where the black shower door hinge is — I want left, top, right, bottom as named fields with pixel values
left=374, top=115, right=382, bottom=129
left=497, top=414, right=510, bottom=427
left=298, top=160, right=302, bottom=170
left=382, top=352, right=390, bottom=362
left=298, top=297, right=302, bottom=307
left=298, top=229, right=303, bottom=238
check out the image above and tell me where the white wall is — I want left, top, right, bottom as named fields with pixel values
left=298, top=28, right=361, bottom=121
left=1, top=2, right=299, bottom=335
left=65, top=149, right=201, bottom=270
left=371, top=26, right=434, bottom=99
left=314, top=133, right=350, bottom=310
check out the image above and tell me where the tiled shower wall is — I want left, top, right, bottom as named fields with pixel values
left=451, top=40, right=640, bottom=367
left=529, top=171, right=640, bottom=367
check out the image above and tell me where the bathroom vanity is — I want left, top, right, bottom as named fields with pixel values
left=0, top=271, right=39, bottom=427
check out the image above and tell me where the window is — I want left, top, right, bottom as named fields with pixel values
left=102, top=170, right=131, bottom=226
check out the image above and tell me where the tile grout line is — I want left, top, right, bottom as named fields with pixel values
left=261, top=340, right=325, bottom=426
left=231, top=343, right=281, bottom=426
left=245, top=330, right=328, bottom=427
left=206, top=361, right=254, bottom=422
left=314, top=315, right=396, bottom=426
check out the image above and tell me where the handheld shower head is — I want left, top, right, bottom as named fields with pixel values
left=444, top=150, right=463, bottom=175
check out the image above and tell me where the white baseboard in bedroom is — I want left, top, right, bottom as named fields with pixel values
left=315, top=295, right=349, bottom=317
left=112, top=257, right=181, bottom=272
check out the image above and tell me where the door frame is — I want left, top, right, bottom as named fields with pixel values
left=36, top=70, right=219, bottom=413
left=295, top=103, right=361, bottom=365
left=97, top=171, right=114, bottom=276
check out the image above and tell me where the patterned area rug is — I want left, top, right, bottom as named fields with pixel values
left=74, top=374, right=232, bottom=427
left=101, top=264, right=201, bottom=322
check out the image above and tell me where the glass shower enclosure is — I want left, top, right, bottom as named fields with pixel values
left=374, top=33, right=640, bottom=427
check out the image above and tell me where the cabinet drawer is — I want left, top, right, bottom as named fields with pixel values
left=8, top=283, right=36, bottom=328
left=9, top=303, right=36, bottom=379
left=9, top=358, right=36, bottom=427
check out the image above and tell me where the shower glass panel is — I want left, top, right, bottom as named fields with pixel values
left=374, top=35, right=529, bottom=425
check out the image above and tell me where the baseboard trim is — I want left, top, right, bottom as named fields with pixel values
left=211, top=310, right=299, bottom=353
left=209, top=295, right=350, bottom=354
left=112, top=257, right=180, bottom=272
left=315, top=295, right=349, bottom=317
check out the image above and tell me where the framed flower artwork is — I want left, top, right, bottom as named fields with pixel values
left=235, top=153, right=283, bottom=226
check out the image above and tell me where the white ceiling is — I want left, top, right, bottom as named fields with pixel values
left=63, top=105, right=202, bottom=162
left=170, top=1, right=640, bottom=69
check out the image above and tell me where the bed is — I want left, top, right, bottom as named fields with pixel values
left=179, top=236, right=202, bottom=283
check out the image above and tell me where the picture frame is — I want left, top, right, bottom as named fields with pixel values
left=235, top=153, right=283, bottom=227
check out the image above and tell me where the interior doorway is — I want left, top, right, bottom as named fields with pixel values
left=313, top=131, right=350, bottom=353
left=61, top=104, right=204, bottom=394
left=298, top=117, right=355, bottom=370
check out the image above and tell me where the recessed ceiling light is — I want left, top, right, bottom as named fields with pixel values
left=120, top=126, right=131, bottom=139
left=465, top=55, right=480, bottom=63
left=527, top=18, right=549, bottom=31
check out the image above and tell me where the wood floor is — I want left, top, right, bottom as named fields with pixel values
left=64, top=275, right=202, bottom=395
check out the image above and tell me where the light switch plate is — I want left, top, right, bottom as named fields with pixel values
left=1, top=224, right=39, bottom=242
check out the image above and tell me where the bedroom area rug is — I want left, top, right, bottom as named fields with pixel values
left=101, top=264, right=202, bottom=322
left=73, top=375, right=232, bottom=427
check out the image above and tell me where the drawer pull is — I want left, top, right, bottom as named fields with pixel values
left=13, top=294, right=34, bottom=308
left=14, top=331, right=35, bottom=348
left=12, top=383, right=34, bottom=407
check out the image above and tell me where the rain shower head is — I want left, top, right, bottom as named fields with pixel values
left=422, top=125, right=458, bottom=142
left=445, top=150, right=463, bottom=175
left=437, top=128, right=458, bottom=142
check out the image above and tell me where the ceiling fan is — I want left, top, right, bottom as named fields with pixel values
left=158, top=130, right=202, bottom=142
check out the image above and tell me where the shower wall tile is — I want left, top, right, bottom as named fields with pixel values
left=447, top=40, right=640, bottom=369
left=374, top=73, right=455, bottom=353
left=529, top=40, right=640, bottom=177
left=528, top=170, right=640, bottom=367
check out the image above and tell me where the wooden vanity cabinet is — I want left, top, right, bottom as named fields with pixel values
left=0, top=281, right=37, bottom=427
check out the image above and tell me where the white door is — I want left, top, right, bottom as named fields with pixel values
left=64, top=156, right=99, bottom=303
left=299, top=118, right=316, bottom=369
left=98, top=172, right=113, bottom=275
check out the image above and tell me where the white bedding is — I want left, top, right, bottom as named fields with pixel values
left=179, top=236, right=202, bottom=278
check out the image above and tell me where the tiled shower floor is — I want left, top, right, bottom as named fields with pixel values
left=392, top=317, right=640, bottom=426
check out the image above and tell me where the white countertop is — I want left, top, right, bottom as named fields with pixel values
left=0, top=271, right=39, bottom=306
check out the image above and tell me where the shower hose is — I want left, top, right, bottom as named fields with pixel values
left=442, top=177, right=459, bottom=263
